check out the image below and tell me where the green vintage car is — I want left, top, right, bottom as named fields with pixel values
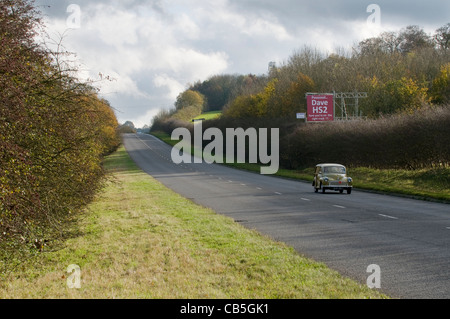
left=313, top=163, right=353, bottom=194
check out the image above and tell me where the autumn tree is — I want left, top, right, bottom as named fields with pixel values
left=360, top=76, right=430, bottom=116
left=266, top=73, right=315, bottom=118
left=431, top=63, right=450, bottom=104
left=223, top=78, right=281, bottom=119
left=175, top=89, right=206, bottom=111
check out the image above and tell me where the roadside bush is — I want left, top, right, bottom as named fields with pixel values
left=0, top=0, right=120, bottom=272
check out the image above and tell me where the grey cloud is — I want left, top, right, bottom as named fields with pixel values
left=228, top=0, right=449, bottom=34
left=36, top=0, right=449, bottom=31
left=35, top=0, right=167, bottom=18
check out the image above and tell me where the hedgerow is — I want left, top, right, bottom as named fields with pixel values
left=0, top=0, right=120, bottom=272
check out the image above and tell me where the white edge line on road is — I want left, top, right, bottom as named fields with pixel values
left=275, top=192, right=282, bottom=195
left=301, top=198, right=311, bottom=201
left=333, top=205, right=346, bottom=209
left=379, top=214, right=399, bottom=220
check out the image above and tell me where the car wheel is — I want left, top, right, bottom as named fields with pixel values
left=313, top=180, right=318, bottom=193
left=322, top=184, right=326, bottom=193
left=339, top=189, right=344, bottom=194
left=347, top=188, right=352, bottom=195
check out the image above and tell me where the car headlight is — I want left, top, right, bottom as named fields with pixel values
left=347, top=177, right=353, bottom=183
left=323, top=177, right=329, bottom=183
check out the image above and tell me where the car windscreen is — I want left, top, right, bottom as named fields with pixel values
left=323, top=166, right=346, bottom=174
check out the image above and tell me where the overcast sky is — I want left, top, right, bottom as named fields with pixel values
left=34, top=0, right=450, bottom=127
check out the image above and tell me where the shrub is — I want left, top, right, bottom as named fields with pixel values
left=0, top=0, right=120, bottom=270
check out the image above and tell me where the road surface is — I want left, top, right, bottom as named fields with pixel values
left=123, top=133, right=450, bottom=299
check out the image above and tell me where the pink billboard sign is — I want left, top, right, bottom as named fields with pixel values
left=307, top=94, right=334, bottom=122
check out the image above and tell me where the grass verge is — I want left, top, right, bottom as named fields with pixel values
left=151, top=131, right=449, bottom=203
left=0, top=146, right=386, bottom=299
left=193, top=111, right=223, bottom=121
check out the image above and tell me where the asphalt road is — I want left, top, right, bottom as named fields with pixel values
left=123, top=133, right=450, bottom=299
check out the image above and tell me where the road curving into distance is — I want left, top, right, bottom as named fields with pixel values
left=123, top=133, right=450, bottom=299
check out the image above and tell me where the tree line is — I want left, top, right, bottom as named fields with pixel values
left=0, top=0, right=120, bottom=269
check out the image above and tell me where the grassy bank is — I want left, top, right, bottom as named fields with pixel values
left=151, top=131, right=449, bottom=202
left=193, top=111, right=223, bottom=121
left=0, top=146, right=386, bottom=299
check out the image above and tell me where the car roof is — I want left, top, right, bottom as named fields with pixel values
left=316, top=163, right=346, bottom=167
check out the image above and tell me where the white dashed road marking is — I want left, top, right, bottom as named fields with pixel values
left=379, top=214, right=399, bottom=220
